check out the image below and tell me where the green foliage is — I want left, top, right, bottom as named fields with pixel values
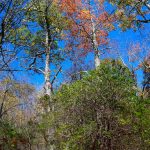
left=50, top=59, right=150, bottom=149
left=109, top=0, right=150, bottom=30
left=133, top=98, right=150, bottom=146
left=0, top=120, right=28, bottom=150
left=25, top=0, right=67, bottom=56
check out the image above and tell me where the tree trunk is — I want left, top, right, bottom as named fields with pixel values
left=91, top=18, right=100, bottom=68
left=44, top=32, right=55, bottom=150
left=94, top=51, right=101, bottom=69
left=43, top=3, right=55, bottom=150
left=44, top=32, right=51, bottom=97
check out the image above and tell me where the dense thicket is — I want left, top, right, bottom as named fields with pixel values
left=50, top=60, right=150, bottom=150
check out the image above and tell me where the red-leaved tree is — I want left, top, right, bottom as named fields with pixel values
left=60, top=0, right=114, bottom=68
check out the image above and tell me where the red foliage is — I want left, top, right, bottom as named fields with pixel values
left=60, top=0, right=114, bottom=59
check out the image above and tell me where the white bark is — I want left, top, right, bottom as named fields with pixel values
left=91, top=18, right=100, bottom=68
left=44, top=32, right=51, bottom=97
left=95, top=53, right=101, bottom=68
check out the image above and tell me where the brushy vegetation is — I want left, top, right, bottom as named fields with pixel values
left=50, top=60, right=150, bottom=150
left=1, top=59, right=150, bottom=150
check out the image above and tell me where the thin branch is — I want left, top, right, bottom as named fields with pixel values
left=0, top=89, right=8, bottom=118
left=0, top=103, right=25, bottom=118
left=51, top=66, right=62, bottom=86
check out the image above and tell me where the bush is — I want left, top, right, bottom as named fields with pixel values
left=50, top=59, right=150, bottom=150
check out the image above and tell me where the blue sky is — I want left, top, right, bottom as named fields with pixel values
left=7, top=2, right=150, bottom=90
left=109, top=24, right=150, bottom=87
left=13, top=24, right=149, bottom=90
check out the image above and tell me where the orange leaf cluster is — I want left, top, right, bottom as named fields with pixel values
left=60, top=0, right=114, bottom=57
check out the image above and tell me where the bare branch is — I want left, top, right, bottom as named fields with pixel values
left=51, top=66, right=62, bottom=86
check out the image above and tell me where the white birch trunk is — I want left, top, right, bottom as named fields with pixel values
left=91, top=18, right=100, bottom=68
left=44, top=32, right=51, bottom=97
left=43, top=2, right=55, bottom=150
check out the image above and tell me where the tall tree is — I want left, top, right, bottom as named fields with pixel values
left=61, top=0, right=114, bottom=68
left=20, top=0, right=66, bottom=97
left=16, top=1, right=67, bottom=149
